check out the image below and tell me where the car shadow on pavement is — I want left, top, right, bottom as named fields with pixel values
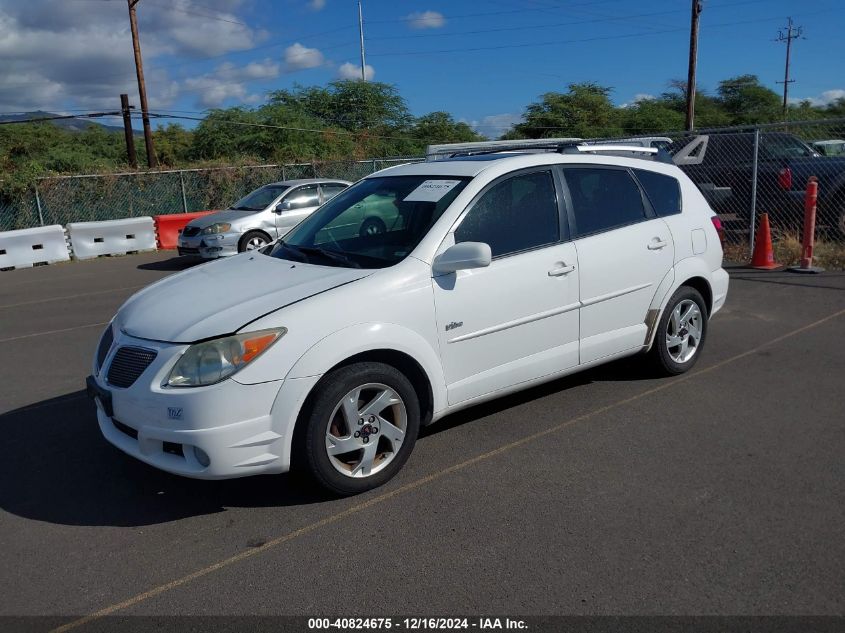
left=1, top=356, right=660, bottom=527
left=137, top=256, right=204, bottom=272
left=0, top=392, right=333, bottom=528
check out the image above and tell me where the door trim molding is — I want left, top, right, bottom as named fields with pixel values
left=447, top=301, right=581, bottom=344
left=580, top=282, right=652, bottom=308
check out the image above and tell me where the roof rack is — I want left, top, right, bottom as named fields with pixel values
left=425, top=137, right=581, bottom=161
left=425, top=139, right=671, bottom=163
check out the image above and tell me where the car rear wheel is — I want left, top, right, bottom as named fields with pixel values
left=238, top=230, right=270, bottom=252
left=359, top=217, right=386, bottom=238
left=650, top=286, right=708, bottom=375
left=300, top=362, right=420, bottom=496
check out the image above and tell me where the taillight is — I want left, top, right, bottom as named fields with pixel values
left=778, top=167, right=792, bottom=189
left=710, top=215, right=725, bottom=243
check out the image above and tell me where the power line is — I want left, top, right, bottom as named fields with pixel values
left=366, top=10, right=839, bottom=58
left=0, top=112, right=122, bottom=125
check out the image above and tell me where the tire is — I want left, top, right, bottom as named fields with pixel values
left=299, top=362, right=420, bottom=496
left=359, top=217, right=386, bottom=238
left=650, top=286, right=709, bottom=376
left=238, top=230, right=270, bottom=252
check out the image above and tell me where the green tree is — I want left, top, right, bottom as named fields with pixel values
left=153, top=124, right=193, bottom=166
left=412, top=112, right=483, bottom=144
left=508, top=83, right=623, bottom=139
left=716, top=75, right=781, bottom=124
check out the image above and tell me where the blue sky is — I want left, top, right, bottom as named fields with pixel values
left=0, top=0, right=842, bottom=137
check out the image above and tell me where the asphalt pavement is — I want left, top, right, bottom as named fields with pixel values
left=0, top=252, right=843, bottom=629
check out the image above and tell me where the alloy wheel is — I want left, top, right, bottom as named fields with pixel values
left=665, top=299, right=703, bottom=364
left=325, top=383, right=407, bottom=478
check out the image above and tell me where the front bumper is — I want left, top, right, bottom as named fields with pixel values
left=86, top=331, right=316, bottom=479
left=177, top=232, right=241, bottom=259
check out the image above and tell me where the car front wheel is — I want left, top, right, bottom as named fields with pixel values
left=300, top=362, right=420, bottom=496
left=239, top=230, right=270, bottom=252
left=651, top=286, right=708, bottom=375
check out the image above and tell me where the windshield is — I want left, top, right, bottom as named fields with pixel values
left=760, top=134, right=817, bottom=159
left=231, top=185, right=289, bottom=211
left=265, top=175, right=470, bottom=269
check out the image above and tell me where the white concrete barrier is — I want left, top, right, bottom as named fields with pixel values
left=0, top=225, right=71, bottom=270
left=67, top=217, right=157, bottom=260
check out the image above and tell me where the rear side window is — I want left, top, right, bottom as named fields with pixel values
left=634, top=169, right=682, bottom=217
left=321, top=183, right=347, bottom=201
left=563, top=168, right=647, bottom=237
left=456, top=170, right=559, bottom=258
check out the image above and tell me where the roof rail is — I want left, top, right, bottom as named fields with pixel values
left=425, top=137, right=581, bottom=161
left=562, top=144, right=658, bottom=154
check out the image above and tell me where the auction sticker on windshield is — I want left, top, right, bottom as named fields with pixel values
left=404, top=179, right=462, bottom=202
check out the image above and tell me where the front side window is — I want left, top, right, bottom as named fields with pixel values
left=634, top=169, right=682, bottom=217
left=284, top=185, right=320, bottom=210
left=269, top=175, right=470, bottom=268
left=231, top=185, right=289, bottom=211
left=455, top=170, right=559, bottom=258
left=563, top=167, right=647, bottom=237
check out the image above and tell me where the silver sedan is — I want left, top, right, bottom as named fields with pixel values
left=177, top=179, right=350, bottom=259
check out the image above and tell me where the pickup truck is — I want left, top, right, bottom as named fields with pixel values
left=669, top=131, right=845, bottom=237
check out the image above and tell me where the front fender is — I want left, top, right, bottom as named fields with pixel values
left=285, top=322, right=448, bottom=415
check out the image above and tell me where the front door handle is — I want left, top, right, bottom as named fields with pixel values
left=648, top=239, right=668, bottom=250
left=548, top=264, right=576, bottom=277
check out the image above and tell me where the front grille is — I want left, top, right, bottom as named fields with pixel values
left=107, top=346, right=157, bottom=388
left=181, top=226, right=201, bottom=237
left=96, top=325, right=113, bottom=369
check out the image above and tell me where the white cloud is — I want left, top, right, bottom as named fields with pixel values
left=337, top=62, right=375, bottom=81
left=307, top=0, right=326, bottom=10
left=468, top=113, right=522, bottom=139
left=790, top=89, right=845, bottom=107
left=0, top=0, right=260, bottom=112
left=406, top=10, right=446, bottom=29
left=619, top=93, right=656, bottom=109
left=181, top=60, right=279, bottom=108
left=283, top=43, right=326, bottom=71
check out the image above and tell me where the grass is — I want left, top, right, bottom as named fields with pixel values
left=723, top=233, right=845, bottom=270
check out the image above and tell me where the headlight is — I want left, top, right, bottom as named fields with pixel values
left=201, top=223, right=232, bottom=235
left=167, top=328, right=286, bottom=387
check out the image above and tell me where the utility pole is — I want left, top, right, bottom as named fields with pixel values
left=358, top=0, right=367, bottom=81
left=119, top=94, right=138, bottom=168
left=685, top=0, right=703, bottom=131
left=127, top=0, right=157, bottom=168
left=777, top=17, right=802, bottom=118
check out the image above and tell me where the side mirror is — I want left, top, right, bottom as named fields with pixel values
left=275, top=200, right=292, bottom=213
left=432, top=242, right=492, bottom=275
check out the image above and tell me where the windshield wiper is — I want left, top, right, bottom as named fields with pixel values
left=296, top=246, right=362, bottom=268
left=232, top=205, right=260, bottom=211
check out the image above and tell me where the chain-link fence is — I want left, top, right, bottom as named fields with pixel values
left=588, top=117, right=845, bottom=263
left=0, top=158, right=422, bottom=232
left=3, top=120, right=844, bottom=265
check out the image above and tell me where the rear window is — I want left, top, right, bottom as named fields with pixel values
left=563, top=167, right=647, bottom=237
left=634, top=169, right=682, bottom=217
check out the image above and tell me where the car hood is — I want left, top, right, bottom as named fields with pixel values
left=117, top=254, right=372, bottom=342
left=187, top=208, right=260, bottom=228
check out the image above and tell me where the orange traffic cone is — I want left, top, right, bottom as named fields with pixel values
left=750, top=213, right=781, bottom=270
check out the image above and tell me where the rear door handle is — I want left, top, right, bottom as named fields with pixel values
left=548, top=264, right=576, bottom=277
left=648, top=239, right=668, bottom=250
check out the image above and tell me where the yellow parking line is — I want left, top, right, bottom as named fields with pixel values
left=0, top=322, right=109, bottom=344
left=50, top=306, right=845, bottom=633
left=0, top=285, right=146, bottom=310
